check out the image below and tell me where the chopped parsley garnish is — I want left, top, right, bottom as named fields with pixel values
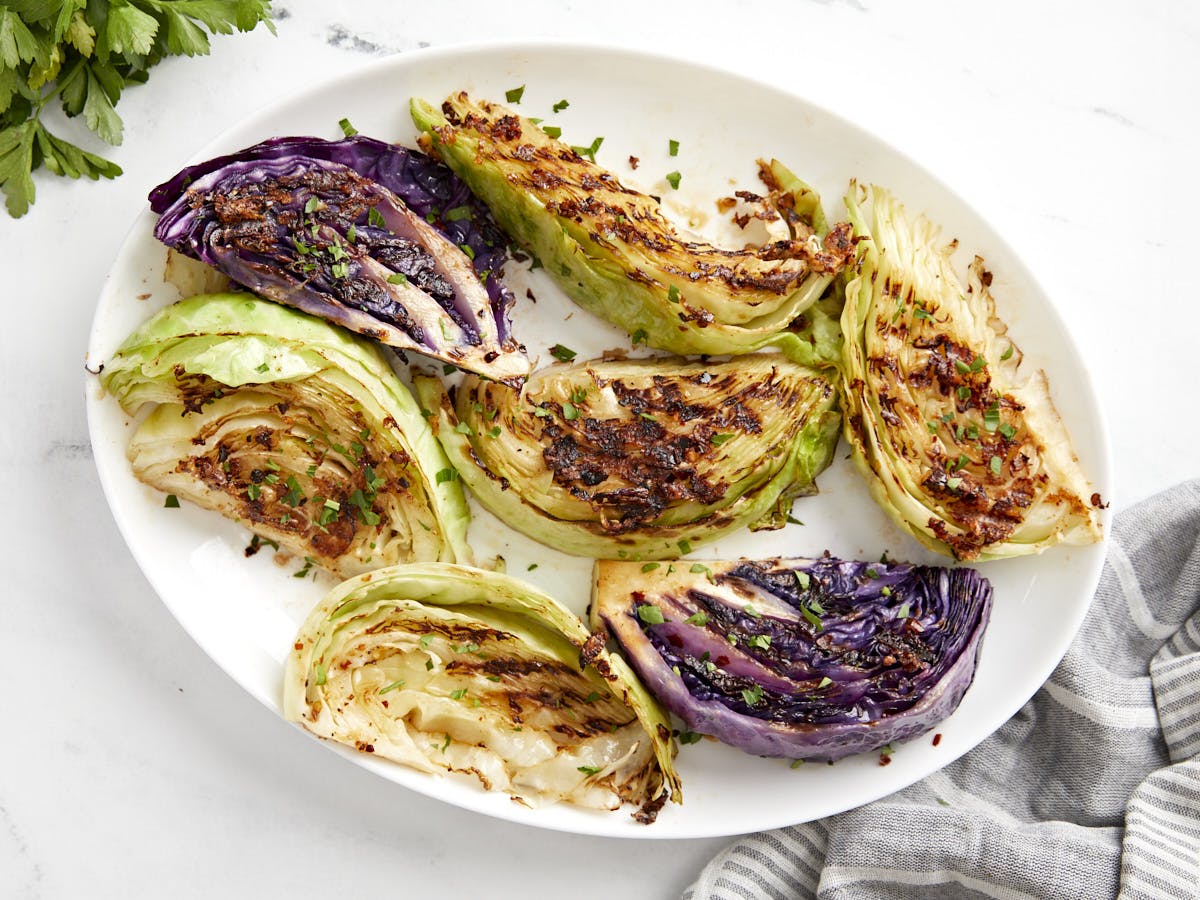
left=315, top=498, right=339, bottom=526
left=665, top=170, right=681, bottom=190
left=458, top=243, right=475, bottom=260
left=338, top=118, right=358, bottom=137
left=571, top=136, right=604, bottom=161
left=668, top=139, right=680, bottom=156
left=454, top=422, right=473, bottom=435
left=387, top=272, right=408, bottom=285
left=800, top=605, right=822, bottom=630
left=282, top=477, right=305, bottom=507
left=786, top=515, right=804, bottom=526
left=379, top=679, right=405, bottom=694
left=746, top=634, right=772, bottom=650
left=255, top=362, right=269, bottom=374
left=742, top=604, right=763, bottom=619
left=946, top=476, right=963, bottom=491
left=636, top=604, right=666, bottom=625
left=449, top=688, right=468, bottom=701
left=741, top=685, right=764, bottom=706
left=999, top=423, right=1017, bottom=440
left=303, top=196, right=320, bottom=215
left=444, top=205, right=472, bottom=222
left=368, top=207, right=387, bottom=228
left=678, top=730, right=702, bottom=745
left=684, top=611, right=709, bottom=626
left=631, top=328, right=648, bottom=345
left=541, top=125, right=562, bottom=139
left=897, top=602, right=912, bottom=619
left=1000, top=344, right=1015, bottom=361
left=641, top=562, right=660, bottom=572
left=293, top=556, right=317, bottom=579
left=990, top=454, right=1003, bottom=476
left=348, top=490, right=381, bottom=526
left=505, top=85, right=525, bottom=103
left=667, top=285, right=680, bottom=303
left=956, top=386, right=971, bottom=400
left=553, top=99, right=570, bottom=112
left=487, top=426, right=502, bottom=438
left=577, top=765, right=602, bottom=775
left=442, top=363, right=458, bottom=375
left=913, top=307, right=933, bottom=320
left=164, top=494, right=180, bottom=508
left=549, top=343, right=577, bottom=362
left=246, top=483, right=261, bottom=501
left=435, top=468, right=459, bottom=484
left=677, top=539, right=692, bottom=555
left=795, top=571, right=811, bottom=591
left=710, top=433, right=734, bottom=446
left=817, top=676, right=833, bottom=688
left=561, top=403, right=580, bottom=421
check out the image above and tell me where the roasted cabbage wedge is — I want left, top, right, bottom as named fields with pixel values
left=414, top=356, right=841, bottom=559
left=101, top=293, right=471, bottom=575
left=411, top=93, right=854, bottom=366
left=841, top=185, right=1103, bottom=560
left=284, top=563, right=680, bottom=820
left=593, top=556, right=993, bottom=760
left=150, top=135, right=530, bottom=385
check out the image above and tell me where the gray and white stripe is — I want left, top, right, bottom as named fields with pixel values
left=684, top=480, right=1200, bottom=900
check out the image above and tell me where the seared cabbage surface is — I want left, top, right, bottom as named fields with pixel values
left=101, top=293, right=471, bottom=575
left=841, top=185, right=1103, bottom=560
left=593, top=556, right=992, bottom=760
left=411, top=93, right=854, bottom=365
left=150, top=135, right=530, bottom=385
left=284, top=563, right=680, bottom=819
left=414, top=355, right=841, bottom=559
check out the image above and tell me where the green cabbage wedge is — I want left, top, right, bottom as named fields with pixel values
left=410, top=93, right=854, bottom=366
left=283, top=563, right=680, bottom=820
left=101, top=293, right=471, bottom=575
left=840, top=185, right=1103, bottom=560
left=414, top=356, right=841, bottom=560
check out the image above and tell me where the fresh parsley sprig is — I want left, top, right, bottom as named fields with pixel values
left=0, top=0, right=275, bottom=218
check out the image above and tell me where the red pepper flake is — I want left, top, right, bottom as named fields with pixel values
left=932, top=732, right=943, bottom=747
left=879, top=754, right=892, bottom=767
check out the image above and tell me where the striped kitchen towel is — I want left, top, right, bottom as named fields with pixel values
left=684, top=481, right=1200, bottom=900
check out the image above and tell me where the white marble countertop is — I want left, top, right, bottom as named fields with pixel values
left=3, top=1, right=1196, bottom=896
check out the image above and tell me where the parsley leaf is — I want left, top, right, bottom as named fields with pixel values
left=0, top=1, right=273, bottom=217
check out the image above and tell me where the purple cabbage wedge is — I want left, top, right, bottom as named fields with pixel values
left=592, top=556, right=992, bottom=760
left=149, top=135, right=530, bottom=385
